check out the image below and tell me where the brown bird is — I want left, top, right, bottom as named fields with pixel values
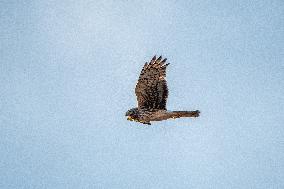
left=125, top=55, right=200, bottom=125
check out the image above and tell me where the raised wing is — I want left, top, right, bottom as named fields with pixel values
left=135, top=55, right=170, bottom=110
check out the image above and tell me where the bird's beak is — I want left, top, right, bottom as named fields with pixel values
left=127, top=116, right=133, bottom=121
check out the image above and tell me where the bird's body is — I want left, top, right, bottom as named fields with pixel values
left=125, top=55, right=200, bottom=125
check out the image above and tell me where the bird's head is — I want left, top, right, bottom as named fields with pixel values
left=125, top=108, right=139, bottom=121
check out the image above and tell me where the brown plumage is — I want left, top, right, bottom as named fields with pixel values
left=125, top=55, right=200, bottom=125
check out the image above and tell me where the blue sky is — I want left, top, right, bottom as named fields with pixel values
left=1, top=1, right=283, bottom=188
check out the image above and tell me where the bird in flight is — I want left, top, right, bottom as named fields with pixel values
left=125, top=55, right=200, bottom=125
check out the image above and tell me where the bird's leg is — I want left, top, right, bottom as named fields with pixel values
left=142, top=122, right=151, bottom=125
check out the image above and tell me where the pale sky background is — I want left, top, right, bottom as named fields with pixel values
left=1, top=1, right=283, bottom=188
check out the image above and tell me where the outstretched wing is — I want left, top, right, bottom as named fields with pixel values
left=135, top=55, right=170, bottom=110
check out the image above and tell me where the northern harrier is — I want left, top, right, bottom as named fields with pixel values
left=125, top=55, right=200, bottom=125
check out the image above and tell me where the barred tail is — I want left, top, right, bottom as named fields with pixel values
left=170, top=110, right=200, bottom=119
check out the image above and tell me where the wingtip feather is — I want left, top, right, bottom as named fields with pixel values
left=157, top=55, right=162, bottom=62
